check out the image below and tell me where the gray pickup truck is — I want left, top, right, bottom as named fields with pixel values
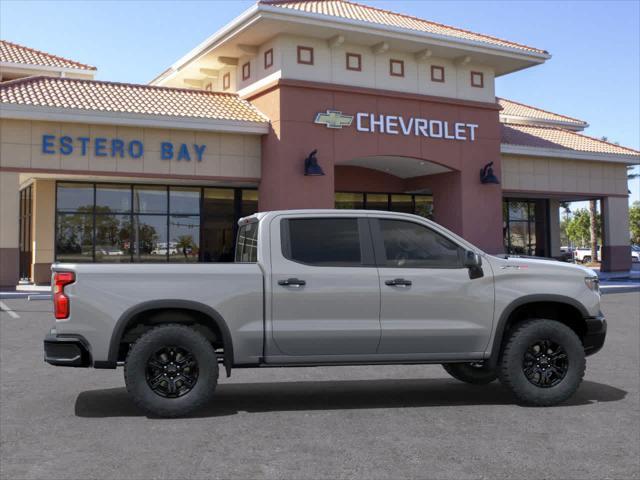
left=45, top=210, right=606, bottom=417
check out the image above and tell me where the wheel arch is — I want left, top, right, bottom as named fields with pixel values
left=487, top=294, right=589, bottom=368
left=105, top=300, right=234, bottom=377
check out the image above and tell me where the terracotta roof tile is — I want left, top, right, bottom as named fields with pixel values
left=498, top=98, right=587, bottom=127
left=0, top=76, right=269, bottom=123
left=260, top=0, right=547, bottom=54
left=0, top=40, right=96, bottom=71
left=501, top=123, right=639, bottom=156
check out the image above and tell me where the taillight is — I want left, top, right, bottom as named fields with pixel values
left=54, top=271, right=75, bottom=320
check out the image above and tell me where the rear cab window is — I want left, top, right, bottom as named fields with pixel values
left=235, top=221, right=259, bottom=263
left=281, top=217, right=373, bottom=267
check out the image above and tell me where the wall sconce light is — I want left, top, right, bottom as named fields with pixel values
left=304, top=149, right=325, bottom=176
left=480, top=161, right=500, bottom=184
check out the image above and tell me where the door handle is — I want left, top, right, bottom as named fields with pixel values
left=385, top=278, right=412, bottom=287
left=278, top=277, right=306, bottom=287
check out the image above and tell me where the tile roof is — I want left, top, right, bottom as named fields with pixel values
left=260, top=0, right=547, bottom=55
left=501, top=123, right=639, bottom=157
left=498, top=98, right=587, bottom=127
left=0, top=76, right=269, bottom=123
left=0, top=40, right=96, bottom=71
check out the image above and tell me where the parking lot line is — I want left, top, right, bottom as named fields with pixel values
left=0, top=301, right=20, bottom=319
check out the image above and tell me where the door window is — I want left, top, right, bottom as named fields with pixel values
left=379, top=219, right=463, bottom=268
left=283, top=218, right=362, bottom=266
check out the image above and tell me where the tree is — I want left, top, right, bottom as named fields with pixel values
left=566, top=209, right=601, bottom=247
left=630, top=201, right=640, bottom=245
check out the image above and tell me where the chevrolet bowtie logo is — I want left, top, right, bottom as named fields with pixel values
left=314, top=110, right=354, bottom=129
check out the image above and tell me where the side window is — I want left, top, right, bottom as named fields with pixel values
left=379, top=219, right=463, bottom=268
left=235, top=222, right=258, bottom=263
left=283, top=218, right=362, bottom=266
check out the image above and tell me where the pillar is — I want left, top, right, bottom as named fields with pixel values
left=548, top=199, right=561, bottom=258
left=0, top=172, right=19, bottom=287
left=601, top=196, right=631, bottom=272
left=32, top=179, right=56, bottom=284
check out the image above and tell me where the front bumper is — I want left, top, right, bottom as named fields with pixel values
left=583, top=314, right=607, bottom=356
left=44, top=330, right=92, bottom=367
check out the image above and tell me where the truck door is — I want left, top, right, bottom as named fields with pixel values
left=269, top=215, right=381, bottom=356
left=372, top=217, right=494, bottom=356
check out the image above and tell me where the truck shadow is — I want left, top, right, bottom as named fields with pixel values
left=74, top=378, right=627, bottom=419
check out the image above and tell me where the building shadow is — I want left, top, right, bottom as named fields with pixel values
left=74, top=378, right=627, bottom=419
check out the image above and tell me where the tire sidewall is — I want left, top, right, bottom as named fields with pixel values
left=500, top=320, right=585, bottom=405
left=125, top=325, right=218, bottom=417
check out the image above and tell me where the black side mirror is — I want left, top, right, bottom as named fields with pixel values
left=463, top=250, right=484, bottom=279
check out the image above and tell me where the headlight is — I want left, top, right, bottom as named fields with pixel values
left=584, top=276, right=600, bottom=294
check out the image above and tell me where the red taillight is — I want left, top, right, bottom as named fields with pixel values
left=54, top=271, right=75, bottom=320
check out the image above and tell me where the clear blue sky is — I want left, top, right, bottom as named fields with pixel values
left=1, top=0, right=638, bottom=203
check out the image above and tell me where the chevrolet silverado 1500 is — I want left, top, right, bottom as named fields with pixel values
left=45, top=210, right=606, bottom=417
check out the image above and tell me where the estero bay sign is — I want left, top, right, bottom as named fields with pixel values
left=41, top=134, right=207, bottom=161
left=315, top=110, right=479, bottom=141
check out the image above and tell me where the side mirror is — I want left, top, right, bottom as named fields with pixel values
left=463, top=250, right=482, bottom=268
left=463, top=250, right=484, bottom=279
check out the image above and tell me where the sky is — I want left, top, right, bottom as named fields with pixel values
left=1, top=0, right=638, bottom=205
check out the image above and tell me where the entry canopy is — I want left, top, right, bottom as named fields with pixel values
left=342, top=155, right=452, bottom=179
left=151, top=0, right=550, bottom=86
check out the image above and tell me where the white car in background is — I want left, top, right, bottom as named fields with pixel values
left=574, top=247, right=601, bottom=264
left=631, top=245, right=640, bottom=263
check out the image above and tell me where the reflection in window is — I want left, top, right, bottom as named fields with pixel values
left=170, top=187, right=200, bottom=215
left=334, top=192, right=433, bottom=218
left=235, top=222, right=258, bottom=263
left=202, top=188, right=236, bottom=263
left=241, top=189, right=259, bottom=219
left=133, top=215, right=168, bottom=262
left=96, top=184, right=131, bottom=213
left=56, top=213, right=94, bottom=262
left=335, top=192, right=364, bottom=209
left=95, top=214, right=131, bottom=262
left=170, top=215, right=200, bottom=263
left=57, top=183, right=93, bottom=212
left=134, top=186, right=167, bottom=214
left=379, top=219, right=462, bottom=268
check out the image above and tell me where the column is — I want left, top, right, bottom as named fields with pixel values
left=32, top=179, right=56, bottom=284
left=601, top=196, right=631, bottom=272
left=0, top=172, right=19, bottom=287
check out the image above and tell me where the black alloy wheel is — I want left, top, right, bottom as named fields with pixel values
left=146, top=346, right=199, bottom=398
left=522, top=339, right=568, bottom=388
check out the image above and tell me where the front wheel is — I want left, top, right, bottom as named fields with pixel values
left=499, top=319, right=585, bottom=406
left=442, top=362, right=497, bottom=384
left=124, top=323, right=218, bottom=417
left=582, top=256, right=592, bottom=264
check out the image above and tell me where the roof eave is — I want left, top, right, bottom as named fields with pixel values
left=500, top=115, right=589, bottom=131
left=0, top=61, right=96, bottom=75
left=0, top=103, right=270, bottom=134
left=151, top=2, right=550, bottom=85
left=501, top=143, right=640, bottom=165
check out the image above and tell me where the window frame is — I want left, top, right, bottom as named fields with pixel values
left=470, top=71, right=484, bottom=88
left=280, top=216, right=375, bottom=267
left=389, top=59, right=405, bottom=77
left=430, top=65, right=445, bottom=83
left=222, top=72, right=231, bottom=90
left=297, top=46, right=314, bottom=65
left=346, top=52, right=362, bottom=71
left=369, top=217, right=465, bottom=269
left=241, top=61, right=251, bottom=81
left=264, top=48, right=273, bottom=69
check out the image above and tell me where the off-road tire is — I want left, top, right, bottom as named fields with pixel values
left=442, top=362, right=497, bottom=384
left=499, top=319, right=585, bottom=406
left=124, top=323, right=218, bottom=417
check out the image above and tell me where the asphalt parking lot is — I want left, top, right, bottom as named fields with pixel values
left=1, top=291, right=639, bottom=480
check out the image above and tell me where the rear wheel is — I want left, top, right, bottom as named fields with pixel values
left=442, top=362, right=497, bottom=385
left=499, top=319, right=585, bottom=406
left=124, top=323, right=218, bottom=417
left=582, top=256, right=592, bottom=264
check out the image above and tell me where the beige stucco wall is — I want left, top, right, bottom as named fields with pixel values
left=602, top=196, right=631, bottom=246
left=0, top=119, right=261, bottom=179
left=237, top=35, right=495, bottom=102
left=501, top=155, right=628, bottom=195
left=32, top=179, right=55, bottom=265
left=0, top=171, right=19, bottom=249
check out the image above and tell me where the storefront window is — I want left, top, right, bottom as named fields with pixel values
left=503, top=199, right=547, bottom=256
left=334, top=192, right=433, bottom=218
left=55, top=182, right=256, bottom=263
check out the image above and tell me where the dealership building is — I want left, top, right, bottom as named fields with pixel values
left=1, top=0, right=638, bottom=286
